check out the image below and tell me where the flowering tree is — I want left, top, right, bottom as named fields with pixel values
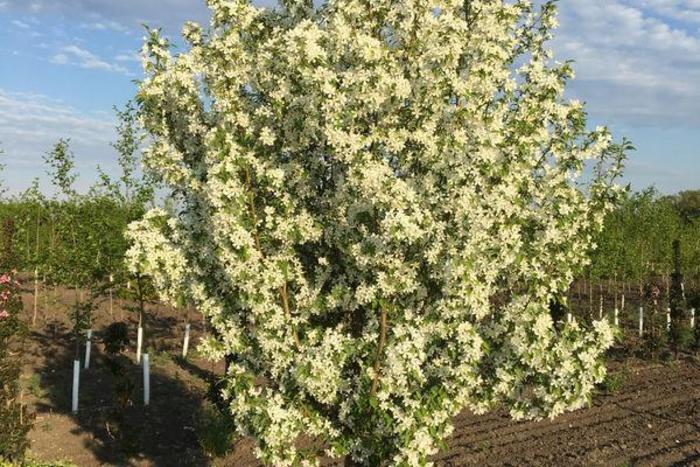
left=127, top=0, right=627, bottom=464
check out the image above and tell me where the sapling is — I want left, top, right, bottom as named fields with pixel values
left=136, top=273, right=146, bottom=364
left=122, top=272, right=153, bottom=364
left=18, top=184, right=46, bottom=327
left=669, top=240, right=693, bottom=350
left=111, top=101, right=155, bottom=207
left=44, top=139, right=86, bottom=407
left=44, top=141, right=120, bottom=403
left=102, top=321, right=136, bottom=441
left=127, top=274, right=153, bottom=404
left=32, top=267, right=39, bottom=326
left=641, top=278, right=670, bottom=358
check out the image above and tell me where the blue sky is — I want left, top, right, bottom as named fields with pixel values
left=0, top=0, right=698, bottom=195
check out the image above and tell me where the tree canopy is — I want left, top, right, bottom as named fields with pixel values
left=127, top=1, right=627, bottom=465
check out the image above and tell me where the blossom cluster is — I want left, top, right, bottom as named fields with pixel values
left=127, top=0, right=626, bottom=465
left=0, top=271, right=20, bottom=321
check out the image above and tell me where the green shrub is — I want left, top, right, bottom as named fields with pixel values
left=0, top=224, right=34, bottom=463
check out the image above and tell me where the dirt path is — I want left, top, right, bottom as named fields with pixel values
left=17, top=285, right=700, bottom=466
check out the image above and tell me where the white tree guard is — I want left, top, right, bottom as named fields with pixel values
left=72, top=359, right=80, bottom=414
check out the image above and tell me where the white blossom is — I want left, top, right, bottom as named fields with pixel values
left=127, top=1, right=627, bottom=465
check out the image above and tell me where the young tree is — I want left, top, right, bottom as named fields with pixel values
left=669, top=239, right=692, bottom=350
left=111, top=101, right=156, bottom=207
left=44, top=138, right=78, bottom=199
left=13, top=177, right=49, bottom=326
left=44, top=139, right=91, bottom=359
left=128, top=1, right=627, bottom=464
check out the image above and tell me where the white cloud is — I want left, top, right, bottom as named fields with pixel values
left=1, top=0, right=278, bottom=35
left=52, top=44, right=132, bottom=75
left=114, top=51, right=140, bottom=63
left=49, top=53, right=68, bottom=64
left=11, top=19, right=30, bottom=28
left=632, top=0, right=700, bottom=26
left=0, top=89, right=117, bottom=194
left=3, top=0, right=212, bottom=33
left=553, top=0, right=700, bottom=127
left=80, top=20, right=129, bottom=33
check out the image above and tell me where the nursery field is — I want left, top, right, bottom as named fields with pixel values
left=3, top=0, right=700, bottom=464
left=17, top=282, right=700, bottom=467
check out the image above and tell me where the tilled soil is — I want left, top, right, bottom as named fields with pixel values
left=16, top=283, right=700, bottom=467
left=435, top=361, right=700, bottom=466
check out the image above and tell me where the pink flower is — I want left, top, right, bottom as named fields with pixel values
left=0, top=310, right=9, bottom=320
left=0, top=274, right=10, bottom=285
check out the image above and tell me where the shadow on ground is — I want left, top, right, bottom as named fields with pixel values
left=32, top=324, right=210, bottom=467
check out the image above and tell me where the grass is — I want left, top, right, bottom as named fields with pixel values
left=1, top=457, right=77, bottom=467
left=600, top=369, right=627, bottom=394
left=39, top=419, right=52, bottom=433
left=25, top=373, right=46, bottom=399
left=146, top=347, right=174, bottom=367
left=196, top=401, right=237, bottom=459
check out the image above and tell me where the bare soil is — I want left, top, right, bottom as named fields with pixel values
left=16, top=281, right=700, bottom=466
left=436, top=360, right=700, bottom=467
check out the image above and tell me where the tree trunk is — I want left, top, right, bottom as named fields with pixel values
left=669, top=240, right=688, bottom=349
left=32, top=267, right=39, bottom=326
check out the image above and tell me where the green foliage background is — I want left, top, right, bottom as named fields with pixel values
left=589, top=188, right=700, bottom=283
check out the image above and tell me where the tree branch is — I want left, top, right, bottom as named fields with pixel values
left=244, top=165, right=301, bottom=349
left=369, top=305, right=388, bottom=398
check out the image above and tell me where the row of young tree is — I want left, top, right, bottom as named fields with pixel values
left=0, top=103, right=160, bottom=368
left=0, top=104, right=163, bottom=464
left=0, top=104, right=153, bottom=271
left=589, top=188, right=700, bottom=284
